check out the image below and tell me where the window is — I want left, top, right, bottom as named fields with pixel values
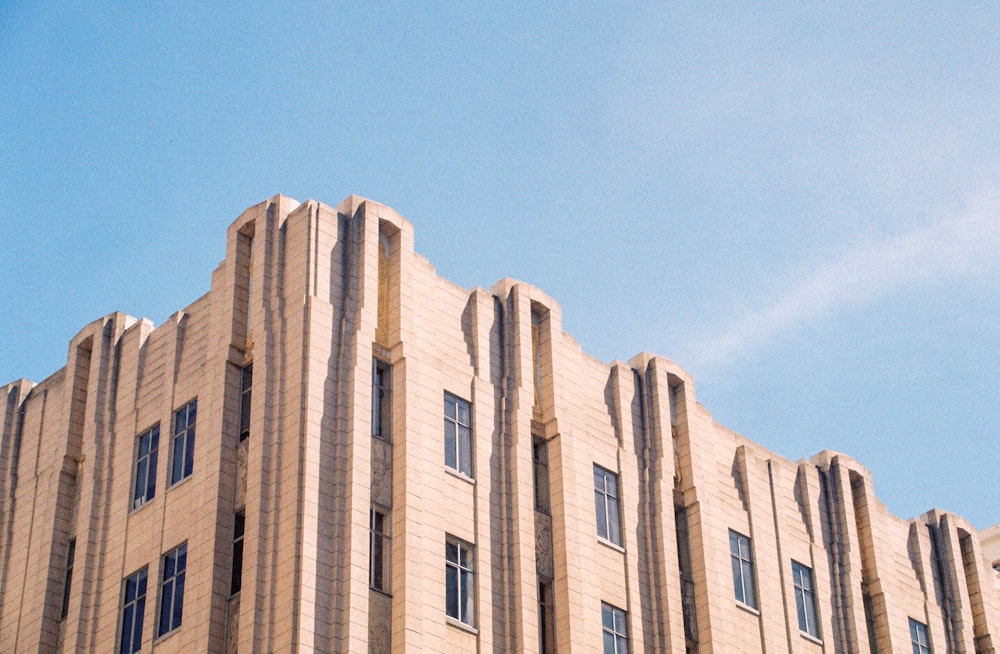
left=132, top=425, right=159, bottom=509
left=157, top=543, right=187, bottom=637
left=730, top=530, right=757, bottom=609
left=444, top=393, right=472, bottom=477
left=170, top=401, right=196, bottom=485
left=370, top=505, right=391, bottom=593
left=538, top=576, right=556, bottom=654
left=601, top=602, right=629, bottom=654
left=60, top=537, right=76, bottom=619
left=445, top=536, right=475, bottom=626
left=229, top=511, right=245, bottom=596
left=119, top=567, right=147, bottom=654
left=533, top=437, right=550, bottom=514
left=909, top=618, right=930, bottom=654
left=238, top=364, right=252, bottom=442
left=792, top=561, right=819, bottom=638
left=594, top=465, right=622, bottom=546
left=372, top=360, right=391, bottom=441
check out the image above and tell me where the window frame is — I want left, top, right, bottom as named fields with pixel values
left=157, top=543, right=187, bottom=638
left=730, top=530, right=757, bottom=610
left=538, top=575, right=556, bottom=654
left=533, top=436, right=550, bottom=514
left=169, top=400, right=197, bottom=486
left=909, top=617, right=931, bottom=654
left=593, top=464, right=623, bottom=547
left=119, top=566, right=148, bottom=654
left=229, top=511, right=245, bottom=597
left=601, top=602, right=629, bottom=654
left=445, top=535, right=476, bottom=627
left=238, top=363, right=252, bottom=442
left=792, top=560, right=820, bottom=638
left=60, top=537, right=76, bottom=620
left=372, top=359, right=392, bottom=442
left=444, top=393, right=473, bottom=478
left=369, top=504, right=391, bottom=593
left=131, top=425, right=159, bottom=510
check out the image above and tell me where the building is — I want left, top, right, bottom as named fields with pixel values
left=1, top=194, right=998, bottom=654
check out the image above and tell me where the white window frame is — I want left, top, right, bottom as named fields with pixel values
left=131, top=425, right=159, bottom=509
left=444, top=393, right=473, bottom=477
left=594, top=465, right=622, bottom=546
left=601, top=602, right=628, bottom=654
left=730, top=530, right=757, bottom=609
left=445, top=535, right=476, bottom=627
left=792, top=560, right=819, bottom=638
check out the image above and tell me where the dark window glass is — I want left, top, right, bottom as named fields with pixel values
left=594, top=465, right=622, bottom=546
left=370, top=505, right=391, bottom=592
left=602, top=602, right=628, bottom=654
left=230, top=512, right=245, bottom=596
left=444, top=394, right=473, bottom=477
left=132, top=426, right=159, bottom=508
left=792, top=561, right=819, bottom=637
left=60, top=538, right=76, bottom=619
left=372, top=360, right=391, bottom=441
left=239, top=364, right=252, bottom=442
left=157, top=544, right=187, bottom=636
left=730, top=530, right=756, bottom=609
left=170, top=401, right=196, bottom=485
left=119, top=567, right=147, bottom=654
left=445, top=536, right=475, bottom=626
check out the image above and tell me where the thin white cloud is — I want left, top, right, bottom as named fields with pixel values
left=691, top=190, right=1000, bottom=371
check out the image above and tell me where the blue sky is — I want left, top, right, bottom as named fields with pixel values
left=2, top=3, right=998, bottom=528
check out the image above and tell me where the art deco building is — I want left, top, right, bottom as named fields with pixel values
left=1, top=194, right=998, bottom=654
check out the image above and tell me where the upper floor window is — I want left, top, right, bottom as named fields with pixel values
left=909, top=618, right=930, bottom=654
left=229, top=511, right=245, bottom=596
left=239, top=364, right=252, bottom=442
left=60, top=537, right=76, bottom=620
left=119, top=567, right=148, bottom=654
left=730, top=530, right=757, bottom=609
left=132, top=425, right=159, bottom=509
left=601, top=602, right=629, bottom=654
left=792, top=560, right=819, bottom=638
left=370, top=504, right=391, bottom=593
left=594, top=465, right=622, bottom=546
left=157, top=543, right=187, bottom=637
left=445, top=536, right=476, bottom=627
left=444, top=393, right=473, bottom=477
left=170, top=401, right=196, bottom=485
left=373, top=360, right=392, bottom=442
left=533, top=437, right=551, bottom=514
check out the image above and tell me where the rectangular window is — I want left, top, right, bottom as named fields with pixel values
left=533, top=437, right=550, bottom=514
left=372, top=360, right=391, bottom=442
left=444, top=393, right=473, bottom=477
left=370, top=505, right=391, bottom=593
left=132, top=425, right=159, bottom=509
left=909, top=618, right=930, bottom=654
left=170, top=400, right=196, bottom=485
left=730, top=530, right=757, bottom=609
left=119, top=567, right=147, bottom=654
left=60, top=537, right=76, bottom=619
left=157, top=543, right=187, bottom=637
left=792, top=560, right=819, bottom=638
left=445, top=536, right=475, bottom=626
left=229, top=511, right=245, bottom=596
left=594, top=465, right=622, bottom=546
left=238, top=364, right=252, bottom=442
left=538, top=575, right=556, bottom=654
left=601, top=602, right=629, bottom=654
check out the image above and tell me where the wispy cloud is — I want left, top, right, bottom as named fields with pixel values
left=689, top=190, right=1000, bottom=371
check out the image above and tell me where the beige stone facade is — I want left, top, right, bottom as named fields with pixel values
left=1, top=194, right=998, bottom=653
